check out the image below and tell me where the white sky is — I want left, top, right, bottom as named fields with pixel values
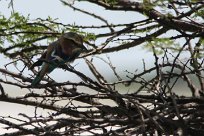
left=0, top=0, right=193, bottom=134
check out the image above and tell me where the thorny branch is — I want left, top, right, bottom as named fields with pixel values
left=1, top=47, right=204, bottom=135
left=0, top=0, right=204, bottom=135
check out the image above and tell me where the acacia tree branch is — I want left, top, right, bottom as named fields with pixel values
left=0, top=0, right=204, bottom=135
left=101, top=27, right=168, bottom=54
left=60, top=0, right=115, bottom=32
left=0, top=83, right=5, bottom=96
left=81, top=0, right=204, bottom=33
left=0, top=118, right=38, bottom=135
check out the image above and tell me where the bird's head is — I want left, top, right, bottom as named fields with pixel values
left=59, top=32, right=88, bottom=56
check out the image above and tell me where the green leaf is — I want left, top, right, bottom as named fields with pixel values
left=144, top=37, right=180, bottom=54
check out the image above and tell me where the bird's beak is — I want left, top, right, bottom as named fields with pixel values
left=82, top=45, right=88, bottom=52
left=74, top=43, right=88, bottom=53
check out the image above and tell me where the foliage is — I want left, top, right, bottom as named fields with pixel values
left=144, top=37, right=180, bottom=54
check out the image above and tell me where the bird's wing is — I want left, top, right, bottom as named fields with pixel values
left=31, top=44, right=56, bottom=87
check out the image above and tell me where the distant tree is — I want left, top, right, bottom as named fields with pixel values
left=0, top=0, right=204, bottom=135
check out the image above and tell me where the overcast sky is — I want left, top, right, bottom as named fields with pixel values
left=0, top=1, right=192, bottom=134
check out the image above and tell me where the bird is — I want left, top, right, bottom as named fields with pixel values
left=30, top=32, right=87, bottom=87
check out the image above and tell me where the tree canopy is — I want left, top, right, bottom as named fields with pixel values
left=0, top=0, right=204, bottom=135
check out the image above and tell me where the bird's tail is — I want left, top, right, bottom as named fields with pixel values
left=31, top=74, right=42, bottom=87
left=31, top=63, right=55, bottom=87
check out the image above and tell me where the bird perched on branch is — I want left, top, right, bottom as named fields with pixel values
left=30, top=32, right=87, bottom=87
